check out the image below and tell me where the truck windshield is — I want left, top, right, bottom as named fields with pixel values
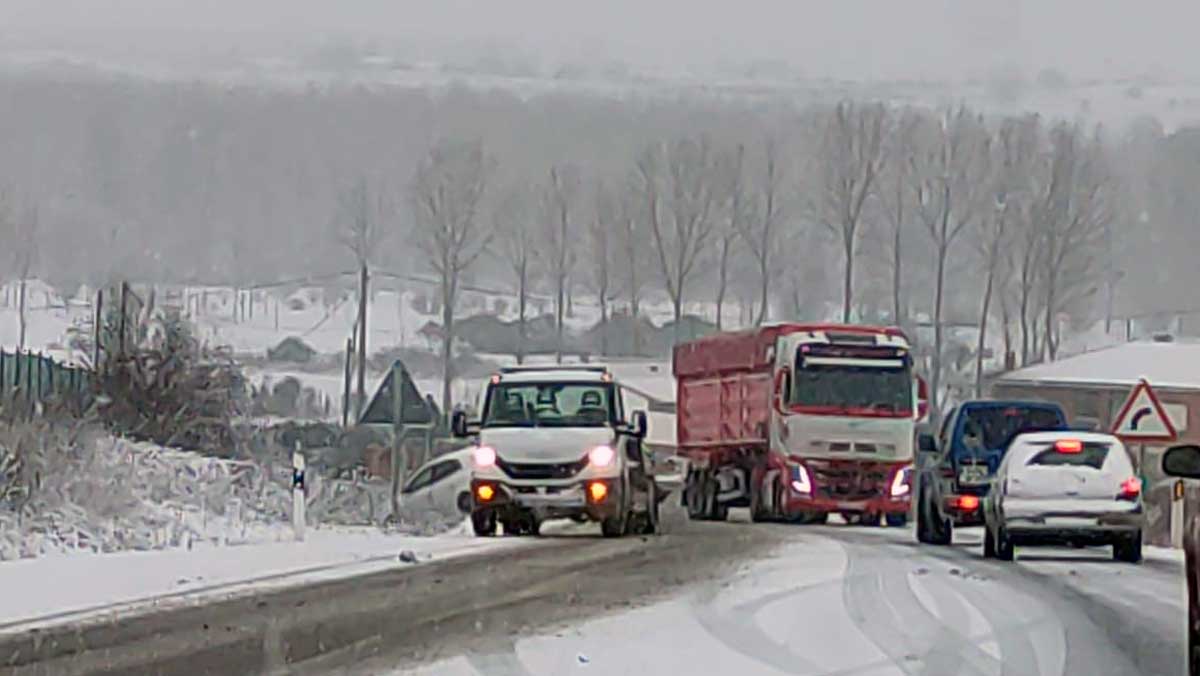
left=482, top=382, right=615, bottom=428
left=792, top=363, right=912, bottom=414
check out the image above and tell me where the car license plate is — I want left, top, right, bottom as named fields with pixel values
left=1047, top=517, right=1097, bottom=528
left=959, top=466, right=989, bottom=485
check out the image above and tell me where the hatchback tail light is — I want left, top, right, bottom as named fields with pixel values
left=1118, top=477, right=1142, bottom=501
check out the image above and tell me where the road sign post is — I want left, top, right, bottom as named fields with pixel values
left=1173, top=479, right=1186, bottom=549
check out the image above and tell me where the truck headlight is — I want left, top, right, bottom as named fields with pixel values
left=790, top=464, right=812, bottom=494
left=891, top=466, right=912, bottom=497
left=589, top=445, right=615, bottom=467
left=473, top=445, right=497, bottom=468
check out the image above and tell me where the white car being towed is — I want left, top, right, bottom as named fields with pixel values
left=982, top=431, right=1144, bottom=563
left=396, top=448, right=474, bottom=527
left=452, top=365, right=660, bottom=538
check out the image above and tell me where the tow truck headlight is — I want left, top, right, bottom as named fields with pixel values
left=589, top=445, right=615, bottom=467
left=473, top=445, right=497, bottom=468
left=891, top=466, right=912, bottom=497
left=790, top=464, right=812, bottom=494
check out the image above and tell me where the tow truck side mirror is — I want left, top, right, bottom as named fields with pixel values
left=630, top=410, right=648, bottom=439
left=1163, top=445, right=1200, bottom=479
left=451, top=410, right=470, bottom=439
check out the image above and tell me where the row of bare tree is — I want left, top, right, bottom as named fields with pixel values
left=322, top=101, right=1116, bottom=416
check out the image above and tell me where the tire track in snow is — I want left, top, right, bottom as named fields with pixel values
left=841, top=539, right=997, bottom=676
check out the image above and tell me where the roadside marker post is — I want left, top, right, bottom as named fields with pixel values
left=292, top=445, right=307, bottom=542
left=1173, top=479, right=1186, bottom=549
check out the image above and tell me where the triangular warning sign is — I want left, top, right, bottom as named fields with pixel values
left=1111, top=379, right=1178, bottom=442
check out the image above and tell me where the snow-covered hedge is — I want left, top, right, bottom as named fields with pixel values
left=0, top=419, right=412, bottom=561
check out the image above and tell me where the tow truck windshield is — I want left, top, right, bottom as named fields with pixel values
left=482, top=382, right=616, bottom=428
left=792, top=362, right=912, bottom=415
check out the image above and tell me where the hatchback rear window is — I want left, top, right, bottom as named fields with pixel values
left=1027, top=442, right=1110, bottom=470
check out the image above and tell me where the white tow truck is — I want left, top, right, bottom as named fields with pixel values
left=451, top=365, right=661, bottom=537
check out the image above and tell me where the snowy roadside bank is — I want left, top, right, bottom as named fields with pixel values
left=0, top=524, right=531, bottom=632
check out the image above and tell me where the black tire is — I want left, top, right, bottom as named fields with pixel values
left=860, top=512, right=882, bottom=527
left=1114, top=531, right=1143, bottom=564
left=602, top=480, right=630, bottom=538
left=707, top=477, right=728, bottom=521
left=750, top=477, right=770, bottom=523
left=918, top=492, right=952, bottom=546
left=995, top=527, right=1015, bottom=561
left=685, top=472, right=707, bottom=520
left=1190, top=624, right=1200, bottom=676
left=455, top=492, right=472, bottom=515
left=886, top=514, right=908, bottom=528
left=644, top=480, right=661, bottom=534
left=471, top=509, right=497, bottom=537
left=983, top=526, right=996, bottom=558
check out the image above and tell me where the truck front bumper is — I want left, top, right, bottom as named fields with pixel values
left=783, top=493, right=910, bottom=516
left=471, top=478, right=623, bottom=521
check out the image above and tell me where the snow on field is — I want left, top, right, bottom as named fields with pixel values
left=0, top=525, right=530, bottom=631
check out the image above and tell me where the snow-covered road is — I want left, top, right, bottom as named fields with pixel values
left=389, top=520, right=1186, bottom=676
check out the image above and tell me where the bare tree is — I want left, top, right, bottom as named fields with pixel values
left=636, top=136, right=721, bottom=343
left=909, top=107, right=991, bottom=420
left=714, top=145, right=748, bottom=331
left=972, top=117, right=1038, bottom=395
left=589, top=181, right=615, bottom=354
left=737, top=138, right=786, bottom=326
left=814, top=101, right=888, bottom=323
left=2, top=195, right=39, bottom=351
left=614, top=189, right=650, bottom=353
left=542, top=165, right=579, bottom=363
left=411, top=139, right=493, bottom=415
left=1036, top=123, right=1114, bottom=360
left=876, top=110, right=921, bottom=325
left=493, top=187, right=536, bottom=364
left=334, top=176, right=385, bottom=416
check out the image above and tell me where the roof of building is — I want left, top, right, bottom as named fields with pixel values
left=995, top=339, right=1200, bottom=391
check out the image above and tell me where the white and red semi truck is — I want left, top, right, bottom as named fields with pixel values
left=674, top=323, right=928, bottom=525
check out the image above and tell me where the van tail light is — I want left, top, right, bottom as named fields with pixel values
left=1055, top=439, right=1083, bottom=453
left=1118, top=477, right=1142, bottom=501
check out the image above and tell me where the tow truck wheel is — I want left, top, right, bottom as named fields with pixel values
left=983, top=526, right=996, bottom=558
left=644, top=480, right=661, bottom=534
left=602, top=480, right=631, bottom=538
left=471, top=509, right=497, bottom=537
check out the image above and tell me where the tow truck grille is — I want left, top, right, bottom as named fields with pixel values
left=497, top=456, right=589, bottom=480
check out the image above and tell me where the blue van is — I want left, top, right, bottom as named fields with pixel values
left=915, top=400, right=1068, bottom=545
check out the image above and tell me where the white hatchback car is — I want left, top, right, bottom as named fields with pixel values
left=982, top=431, right=1144, bottom=563
left=397, top=448, right=474, bottom=522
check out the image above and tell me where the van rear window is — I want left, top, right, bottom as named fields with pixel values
left=1027, top=443, right=1110, bottom=470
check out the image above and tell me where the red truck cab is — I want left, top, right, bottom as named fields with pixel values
left=675, top=323, right=927, bottom=525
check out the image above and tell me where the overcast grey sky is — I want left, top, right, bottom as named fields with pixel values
left=3, top=0, right=1197, bottom=81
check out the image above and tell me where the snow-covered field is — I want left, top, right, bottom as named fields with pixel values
left=0, top=524, right=529, bottom=632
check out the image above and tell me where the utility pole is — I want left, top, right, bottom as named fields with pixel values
left=356, top=264, right=369, bottom=419
left=93, top=288, right=103, bottom=372
left=118, top=281, right=129, bottom=361
left=342, top=336, right=354, bottom=427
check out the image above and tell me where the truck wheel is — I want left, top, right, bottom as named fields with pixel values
left=886, top=514, right=908, bottom=528
left=706, top=477, right=728, bottom=521
left=861, top=512, right=882, bottom=527
left=685, top=472, right=706, bottom=520
left=749, top=478, right=770, bottom=523
left=602, top=480, right=631, bottom=537
left=471, top=509, right=497, bottom=537
left=983, top=525, right=996, bottom=558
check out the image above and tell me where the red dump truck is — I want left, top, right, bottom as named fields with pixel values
left=674, top=323, right=928, bottom=525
